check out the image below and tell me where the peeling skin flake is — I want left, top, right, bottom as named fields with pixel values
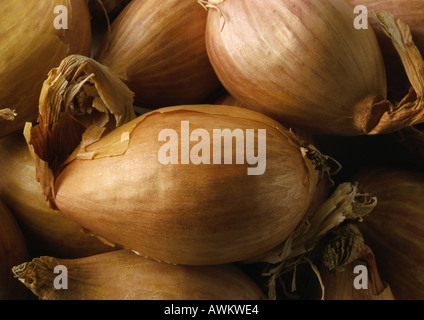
left=0, top=108, right=17, bottom=121
left=24, top=55, right=136, bottom=208
left=365, top=11, right=424, bottom=134
left=67, top=104, right=305, bottom=164
left=245, top=182, right=377, bottom=300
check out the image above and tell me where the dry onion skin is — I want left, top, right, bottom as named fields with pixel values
left=0, top=133, right=116, bottom=259
left=349, top=0, right=423, bottom=52
left=348, top=0, right=424, bottom=98
left=0, top=200, right=29, bottom=300
left=0, top=0, right=92, bottom=138
left=204, top=0, right=424, bottom=136
left=23, top=54, right=136, bottom=201
left=12, top=250, right=267, bottom=300
left=25, top=104, right=323, bottom=266
left=347, top=1, right=424, bottom=56
left=252, top=182, right=377, bottom=299
left=96, top=0, right=222, bottom=109
left=318, top=256, right=394, bottom=300
left=356, top=166, right=424, bottom=300
left=313, top=224, right=394, bottom=300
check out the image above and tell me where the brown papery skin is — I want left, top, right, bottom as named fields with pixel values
left=0, top=200, right=28, bottom=300
left=96, top=0, right=222, bottom=108
left=349, top=0, right=424, bottom=98
left=317, top=260, right=394, bottom=300
left=53, top=105, right=319, bottom=266
left=205, top=0, right=387, bottom=136
left=14, top=250, right=267, bottom=300
left=0, top=0, right=92, bottom=138
left=349, top=0, right=424, bottom=55
left=0, top=133, right=115, bottom=259
left=356, top=166, right=424, bottom=300
left=350, top=0, right=424, bottom=51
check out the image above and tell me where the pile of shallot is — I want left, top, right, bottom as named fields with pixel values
left=1, top=0, right=423, bottom=301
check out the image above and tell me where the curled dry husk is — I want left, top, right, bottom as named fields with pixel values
left=12, top=250, right=267, bottom=300
left=26, top=102, right=326, bottom=266
left=96, top=0, right=222, bottom=108
left=313, top=223, right=394, bottom=300
left=348, top=0, right=424, bottom=52
left=0, top=133, right=116, bottom=259
left=245, top=181, right=377, bottom=299
left=0, top=200, right=29, bottom=300
left=23, top=54, right=136, bottom=203
left=204, top=1, right=424, bottom=135
left=356, top=166, right=424, bottom=300
left=0, top=0, right=92, bottom=138
left=348, top=0, right=424, bottom=98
